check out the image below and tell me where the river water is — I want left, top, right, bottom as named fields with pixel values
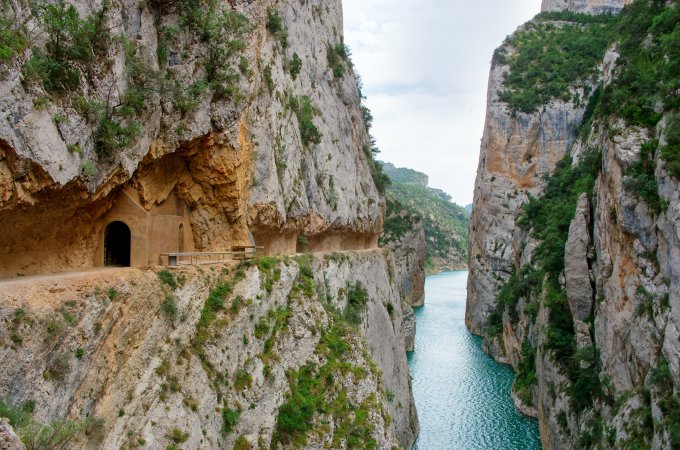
left=407, top=270, right=541, bottom=450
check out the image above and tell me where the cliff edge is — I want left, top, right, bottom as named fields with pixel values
left=468, top=1, right=680, bottom=448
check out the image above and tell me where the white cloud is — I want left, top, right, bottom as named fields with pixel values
left=344, top=0, right=540, bottom=205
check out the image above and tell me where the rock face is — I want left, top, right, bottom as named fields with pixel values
left=387, top=222, right=426, bottom=351
left=540, top=0, right=632, bottom=14
left=565, top=193, right=593, bottom=323
left=0, top=252, right=418, bottom=448
left=0, top=0, right=383, bottom=277
left=0, top=0, right=422, bottom=448
left=468, top=2, right=680, bottom=449
left=0, top=418, right=25, bottom=450
left=388, top=224, right=426, bottom=308
left=466, top=43, right=585, bottom=335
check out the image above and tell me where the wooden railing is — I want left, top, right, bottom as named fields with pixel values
left=160, top=246, right=264, bottom=267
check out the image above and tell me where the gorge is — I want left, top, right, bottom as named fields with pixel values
left=1, top=0, right=680, bottom=448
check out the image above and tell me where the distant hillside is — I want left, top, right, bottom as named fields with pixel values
left=379, top=162, right=429, bottom=187
left=379, top=162, right=469, bottom=272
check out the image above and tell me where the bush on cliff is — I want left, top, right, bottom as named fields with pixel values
left=497, top=12, right=618, bottom=113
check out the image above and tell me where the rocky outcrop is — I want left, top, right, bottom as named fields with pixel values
left=540, top=0, right=632, bottom=14
left=388, top=224, right=426, bottom=308
left=0, top=251, right=418, bottom=448
left=565, top=193, right=593, bottom=323
left=387, top=222, right=426, bottom=351
left=0, top=0, right=382, bottom=277
left=0, top=418, right=24, bottom=450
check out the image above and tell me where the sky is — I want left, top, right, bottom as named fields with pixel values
left=343, top=0, right=541, bottom=206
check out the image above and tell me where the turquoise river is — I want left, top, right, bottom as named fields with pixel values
left=407, top=270, right=541, bottom=449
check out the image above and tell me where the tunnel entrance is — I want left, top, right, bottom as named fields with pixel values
left=104, top=221, right=131, bottom=267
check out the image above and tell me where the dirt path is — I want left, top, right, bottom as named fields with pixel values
left=0, top=248, right=382, bottom=308
left=0, top=267, right=137, bottom=309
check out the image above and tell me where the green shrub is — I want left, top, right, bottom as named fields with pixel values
left=172, top=80, right=208, bottom=117
left=0, top=399, right=98, bottom=449
left=514, top=340, right=537, bottom=405
left=233, top=369, right=253, bottom=391
left=170, top=428, right=188, bottom=443
left=157, top=269, right=178, bottom=290
left=161, top=295, right=179, bottom=319
left=75, top=347, right=85, bottom=359
left=327, top=43, right=348, bottom=78
left=625, top=140, right=666, bottom=214
left=23, top=1, right=110, bottom=93
left=79, top=160, right=95, bottom=178
left=61, top=310, right=76, bottom=326
left=498, top=13, right=617, bottom=113
left=263, top=65, right=274, bottom=91
left=290, top=95, right=322, bottom=146
left=44, top=353, right=71, bottom=382
left=230, top=295, right=244, bottom=314
left=222, top=407, right=241, bottom=434
left=266, top=8, right=287, bottom=48
left=0, top=19, right=27, bottom=61
left=273, top=321, right=376, bottom=448
left=74, top=95, right=105, bottom=122
left=378, top=198, right=420, bottom=245
left=254, top=317, right=270, bottom=339
left=106, top=288, right=118, bottom=300
left=344, top=282, right=369, bottom=325
left=566, top=345, right=602, bottom=413
left=233, top=435, right=251, bottom=450
left=661, top=113, right=680, bottom=178
left=95, top=116, right=140, bottom=157
left=288, top=52, right=302, bottom=80
left=599, top=0, right=679, bottom=127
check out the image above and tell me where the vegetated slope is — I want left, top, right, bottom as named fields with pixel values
left=379, top=162, right=469, bottom=272
left=0, top=253, right=418, bottom=448
left=468, top=1, right=680, bottom=448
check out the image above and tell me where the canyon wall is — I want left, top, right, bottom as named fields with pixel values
left=0, top=0, right=383, bottom=277
left=0, top=252, right=418, bottom=448
left=468, top=1, right=680, bottom=448
left=0, top=0, right=423, bottom=448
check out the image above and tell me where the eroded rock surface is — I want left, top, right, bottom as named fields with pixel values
left=468, top=2, right=680, bottom=448
left=0, top=0, right=382, bottom=277
left=0, top=252, right=418, bottom=449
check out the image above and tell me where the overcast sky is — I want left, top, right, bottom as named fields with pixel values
left=343, top=0, right=541, bottom=206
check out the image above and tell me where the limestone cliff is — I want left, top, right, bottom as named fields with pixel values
left=468, top=1, right=680, bottom=448
left=385, top=217, right=426, bottom=351
left=0, top=0, right=383, bottom=277
left=0, top=0, right=421, bottom=448
left=0, top=252, right=418, bottom=448
left=541, top=0, right=632, bottom=14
